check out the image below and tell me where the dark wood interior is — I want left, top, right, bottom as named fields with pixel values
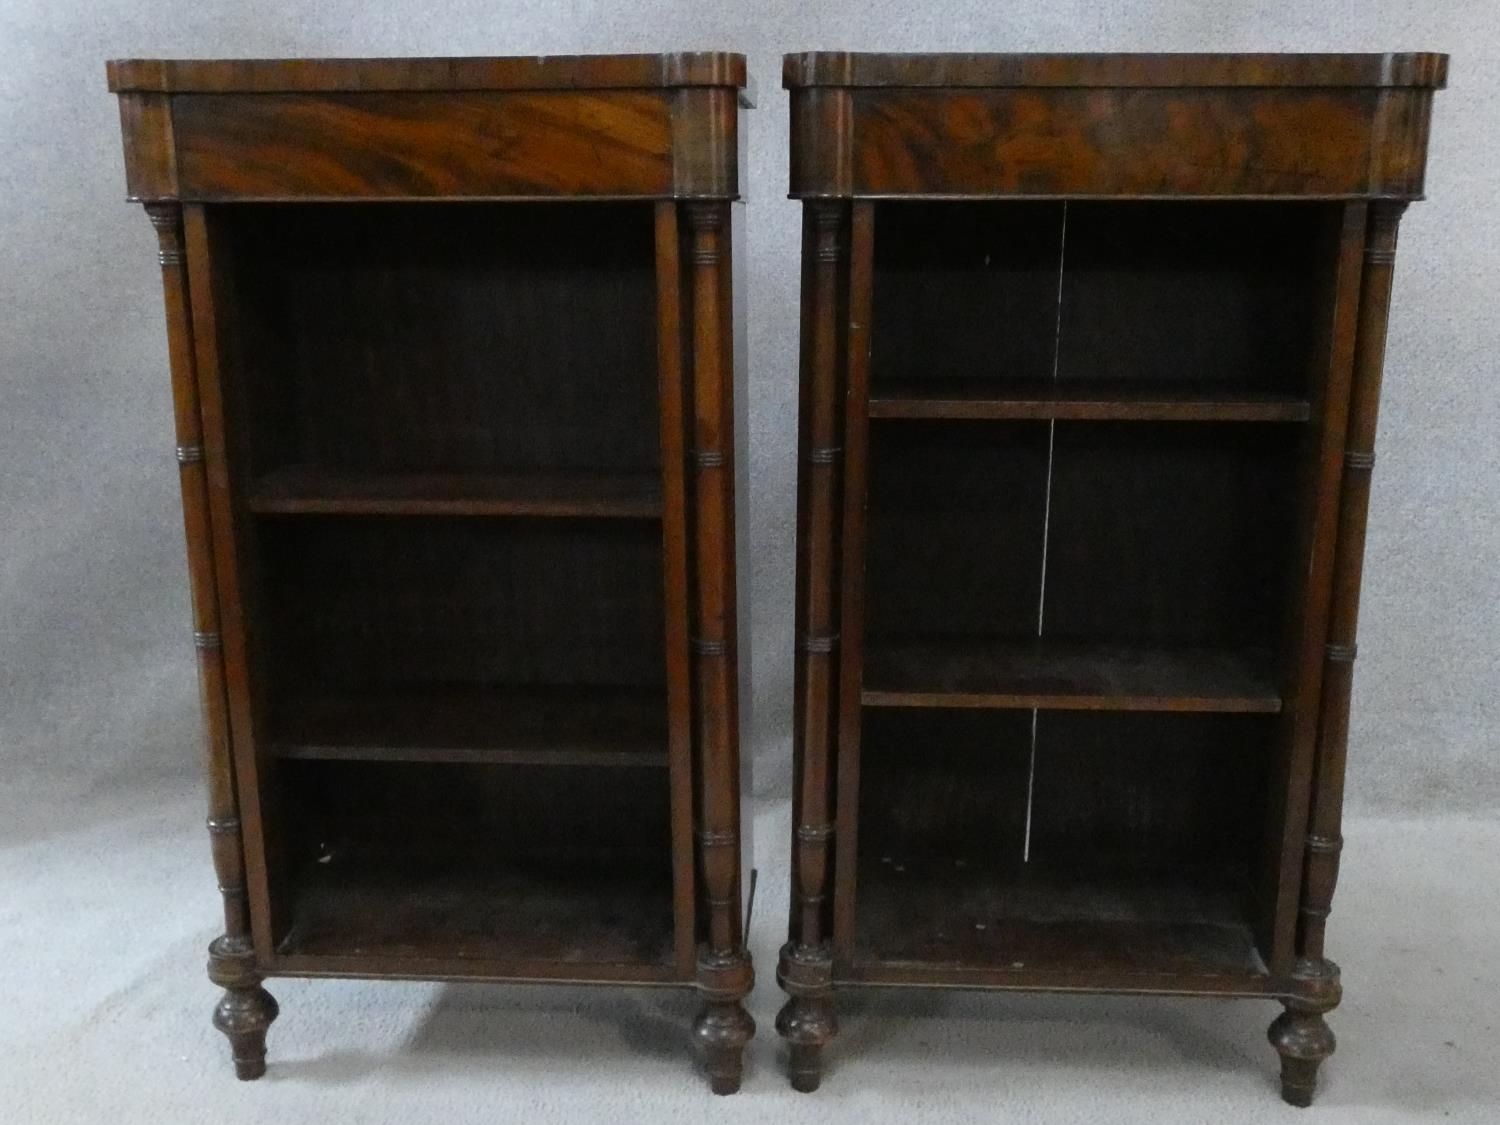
left=223, top=202, right=661, bottom=480
left=276, top=760, right=674, bottom=968
left=210, top=201, right=678, bottom=971
left=856, top=202, right=1317, bottom=986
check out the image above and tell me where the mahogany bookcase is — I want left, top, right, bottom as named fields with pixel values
left=108, top=53, right=756, bottom=1094
left=776, top=51, right=1445, bottom=1105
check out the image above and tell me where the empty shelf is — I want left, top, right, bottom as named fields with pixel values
left=270, top=685, right=670, bottom=767
left=851, top=857, right=1269, bottom=990
left=249, top=466, right=664, bottom=518
left=869, top=381, right=1310, bottom=423
left=862, top=638, right=1281, bottom=713
left=276, top=847, right=675, bottom=971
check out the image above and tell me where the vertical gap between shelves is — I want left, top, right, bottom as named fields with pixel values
left=1023, top=201, right=1069, bottom=865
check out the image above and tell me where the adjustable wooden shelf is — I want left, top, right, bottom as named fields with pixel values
left=108, top=53, right=756, bottom=1093
left=777, top=51, right=1445, bottom=1105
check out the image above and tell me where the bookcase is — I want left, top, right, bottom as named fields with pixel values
left=108, top=54, right=756, bottom=1094
left=776, top=52, right=1445, bottom=1105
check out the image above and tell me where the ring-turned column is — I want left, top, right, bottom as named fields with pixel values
left=144, top=203, right=278, bottom=1080
left=1270, top=200, right=1408, bottom=1108
left=683, top=201, right=755, bottom=1096
left=776, top=201, right=847, bottom=1092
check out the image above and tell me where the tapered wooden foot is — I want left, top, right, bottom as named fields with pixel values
left=695, top=999, right=754, bottom=1094
left=695, top=948, right=754, bottom=1095
left=1269, top=959, right=1340, bottom=1106
left=208, top=935, right=278, bottom=1080
left=776, top=941, right=837, bottom=1092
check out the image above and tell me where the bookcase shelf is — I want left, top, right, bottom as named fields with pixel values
left=249, top=466, right=665, bottom=519
left=851, top=859, right=1268, bottom=990
left=868, top=381, right=1311, bottom=423
left=276, top=846, right=677, bottom=974
left=862, top=638, right=1281, bottom=713
left=270, top=685, right=670, bottom=767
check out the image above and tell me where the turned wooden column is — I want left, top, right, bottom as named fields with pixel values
left=776, top=200, right=847, bottom=1092
left=144, top=203, right=278, bottom=1080
left=683, top=201, right=755, bottom=1095
left=1270, top=200, right=1408, bottom=1108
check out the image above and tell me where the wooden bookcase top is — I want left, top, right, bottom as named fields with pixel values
left=783, top=51, right=1447, bottom=89
left=109, top=53, right=750, bottom=202
left=785, top=51, right=1447, bottom=199
left=108, top=52, right=748, bottom=94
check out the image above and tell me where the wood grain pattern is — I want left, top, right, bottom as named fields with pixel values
left=173, top=91, right=673, bottom=199
left=854, top=89, right=1384, bottom=198
left=785, top=55, right=1446, bottom=199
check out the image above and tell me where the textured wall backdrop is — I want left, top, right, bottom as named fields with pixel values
left=1, top=2, right=1495, bottom=826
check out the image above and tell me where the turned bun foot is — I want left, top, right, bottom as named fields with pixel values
left=776, top=941, right=837, bottom=1092
left=694, top=1000, right=755, bottom=1094
left=1269, top=960, right=1340, bottom=1107
left=695, top=948, right=754, bottom=1094
left=208, top=934, right=278, bottom=1080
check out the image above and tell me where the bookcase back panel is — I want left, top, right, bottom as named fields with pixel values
left=864, top=419, right=1049, bottom=640
left=871, top=203, right=1064, bottom=387
left=275, top=759, right=675, bottom=966
left=1042, top=422, right=1299, bottom=648
left=857, top=708, right=1032, bottom=862
left=863, top=418, right=1297, bottom=652
left=257, top=516, right=666, bottom=693
left=1058, top=202, right=1329, bottom=394
left=225, top=202, right=660, bottom=476
left=1028, top=712, right=1271, bottom=872
left=284, top=760, right=671, bottom=858
left=868, top=200, right=1331, bottom=400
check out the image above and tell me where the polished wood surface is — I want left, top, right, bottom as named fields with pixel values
left=783, top=51, right=1447, bottom=89
left=786, top=53, right=1444, bottom=199
left=779, top=51, right=1443, bottom=1106
left=172, top=91, right=675, bottom=199
left=111, top=53, right=752, bottom=1093
left=110, top=55, right=747, bottom=201
left=110, top=52, right=748, bottom=93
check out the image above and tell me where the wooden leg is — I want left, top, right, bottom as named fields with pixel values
left=208, top=935, right=278, bottom=1080
left=695, top=948, right=754, bottom=1094
left=694, top=997, right=754, bottom=1095
left=1269, top=960, right=1340, bottom=1106
left=776, top=941, right=838, bottom=1092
